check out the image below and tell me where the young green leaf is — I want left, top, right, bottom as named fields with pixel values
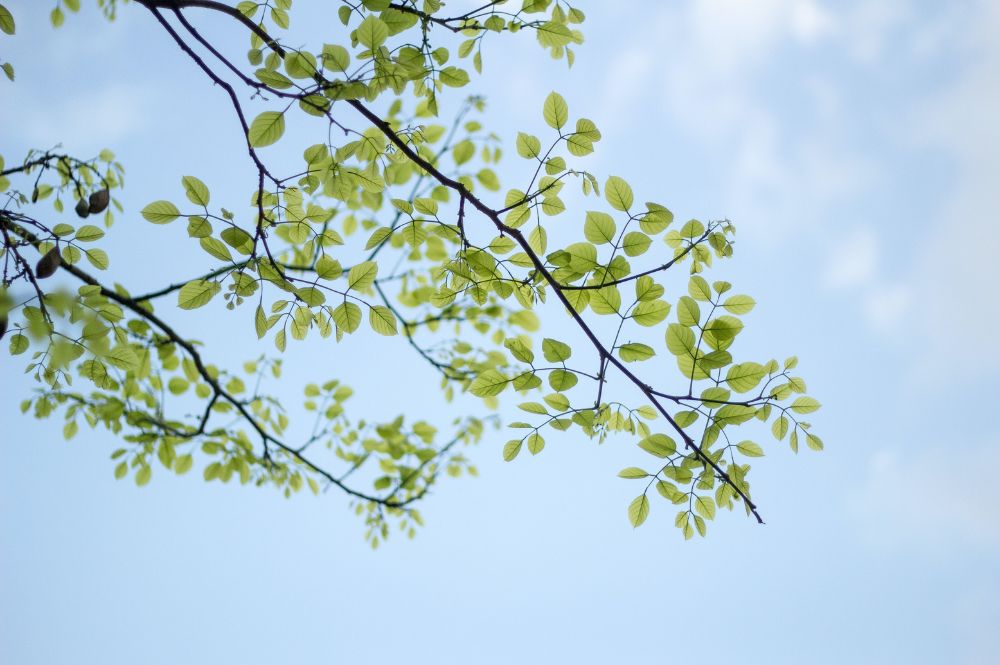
left=542, top=91, right=568, bottom=129
left=141, top=200, right=180, bottom=224
left=628, top=494, right=650, bottom=527
left=604, top=176, right=633, bottom=211
left=248, top=111, right=285, bottom=147
left=368, top=305, right=398, bottom=336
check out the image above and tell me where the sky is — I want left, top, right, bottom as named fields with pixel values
left=2, top=0, right=999, bottom=663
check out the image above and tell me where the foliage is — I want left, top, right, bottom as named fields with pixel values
left=0, top=0, right=822, bottom=544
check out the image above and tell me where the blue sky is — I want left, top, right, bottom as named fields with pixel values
left=2, top=1, right=998, bottom=663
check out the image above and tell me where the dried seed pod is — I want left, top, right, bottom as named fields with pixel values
left=35, top=247, right=61, bottom=279
left=31, top=187, right=39, bottom=203
left=88, top=188, right=110, bottom=214
left=0, top=313, right=7, bottom=341
left=75, top=198, right=90, bottom=218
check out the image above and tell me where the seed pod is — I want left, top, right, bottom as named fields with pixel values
left=89, top=188, right=110, bottom=214
left=31, top=187, right=39, bottom=203
left=35, top=247, right=61, bottom=279
left=75, top=198, right=90, bottom=218
left=0, top=313, right=7, bottom=341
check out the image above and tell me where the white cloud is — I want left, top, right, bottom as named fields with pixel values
left=823, top=227, right=878, bottom=288
left=1, top=83, right=155, bottom=152
left=821, top=228, right=912, bottom=332
left=862, top=282, right=910, bottom=331
left=851, top=444, right=1000, bottom=552
left=905, top=0, right=1000, bottom=379
left=953, top=586, right=1000, bottom=665
left=841, top=0, right=911, bottom=63
left=634, top=0, right=883, bottom=248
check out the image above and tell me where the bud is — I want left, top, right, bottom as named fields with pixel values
left=35, top=247, right=61, bottom=279
left=75, top=198, right=90, bottom=218
left=88, top=188, right=110, bottom=214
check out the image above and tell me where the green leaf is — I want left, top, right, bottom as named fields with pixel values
left=333, top=301, right=362, bottom=333
left=526, top=432, right=545, bottom=455
left=628, top=494, right=650, bottom=528
left=9, top=333, right=29, bottom=355
left=347, top=261, right=378, bottom=291
left=503, top=439, right=522, bottom=461
left=368, top=305, right=398, bottom=336
left=583, top=211, right=616, bottom=244
left=604, top=176, right=633, bottom=211
left=725, top=362, right=766, bottom=393
left=736, top=440, right=765, bottom=457
left=284, top=50, right=318, bottom=79
left=248, top=111, right=285, bottom=147
left=255, top=305, right=269, bottom=338
left=187, top=216, right=212, bottom=238
left=632, top=300, right=670, bottom=327
left=688, top=276, right=712, bottom=301
left=665, top=324, right=696, bottom=357
left=181, top=175, right=210, bottom=206
left=141, top=200, right=180, bottom=224
left=470, top=369, right=509, bottom=397
left=618, top=343, right=655, bottom=362
left=693, top=495, right=716, bottom=520
left=74, top=225, right=104, bottom=242
left=518, top=402, right=547, bottom=415
left=590, top=285, right=621, bottom=315
left=178, top=280, right=220, bottom=310
left=618, top=467, right=648, bottom=479
left=791, top=397, right=821, bottom=414
left=704, top=316, right=743, bottom=342
left=356, top=15, right=389, bottom=48
left=638, top=433, right=676, bottom=458
left=296, top=287, right=325, bottom=307
left=220, top=227, right=254, bottom=254
left=85, top=248, right=109, bottom=270
left=516, top=132, right=541, bottom=159
left=641, top=203, right=673, bottom=233
left=504, top=338, right=535, bottom=364
left=677, top=296, right=700, bottom=327
left=322, top=43, right=350, bottom=72
left=174, top=455, right=194, bottom=475
left=0, top=5, right=14, bottom=35
left=105, top=345, right=139, bottom=371
left=199, top=237, right=233, bottom=262
left=548, top=369, right=577, bottom=392
left=622, top=232, right=651, bottom=257
left=135, top=466, right=152, bottom=487
left=315, top=255, right=342, bottom=280
left=439, top=66, right=469, bottom=87
left=542, top=338, right=572, bottom=362
left=772, top=416, right=789, bottom=440
left=542, top=91, right=568, bottom=129
left=806, top=433, right=824, bottom=451
left=722, top=294, right=756, bottom=315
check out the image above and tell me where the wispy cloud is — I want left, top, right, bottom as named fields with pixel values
left=851, top=443, right=1000, bottom=552
left=823, top=227, right=878, bottom=289
left=0, top=83, right=156, bottom=154
left=905, top=0, right=1000, bottom=380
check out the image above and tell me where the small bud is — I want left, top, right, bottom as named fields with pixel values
left=0, top=313, right=7, bottom=341
left=31, top=187, right=39, bottom=203
left=88, top=188, right=110, bottom=214
left=75, top=198, right=90, bottom=218
left=35, top=247, right=61, bottom=279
